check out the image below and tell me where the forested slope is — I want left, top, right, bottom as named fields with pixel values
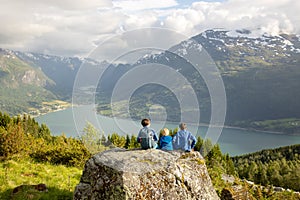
left=232, top=144, right=300, bottom=191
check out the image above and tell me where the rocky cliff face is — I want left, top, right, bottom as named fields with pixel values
left=74, top=148, right=220, bottom=200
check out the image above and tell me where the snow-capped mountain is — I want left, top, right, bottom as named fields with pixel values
left=193, top=29, right=300, bottom=64
left=100, top=29, right=300, bottom=124
left=1, top=29, right=300, bottom=126
left=138, top=29, right=300, bottom=69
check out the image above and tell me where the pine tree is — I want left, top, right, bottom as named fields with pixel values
left=129, top=135, right=140, bottom=149
left=124, top=134, right=130, bottom=149
left=194, top=136, right=203, bottom=151
left=224, top=153, right=236, bottom=175
left=200, top=139, right=213, bottom=157
left=81, top=122, right=102, bottom=154
left=110, top=133, right=126, bottom=148
left=39, top=123, right=51, bottom=140
left=101, top=134, right=107, bottom=146
left=169, top=128, right=178, bottom=137
left=0, top=112, right=11, bottom=128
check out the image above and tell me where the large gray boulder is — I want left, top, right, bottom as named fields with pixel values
left=74, top=148, right=220, bottom=200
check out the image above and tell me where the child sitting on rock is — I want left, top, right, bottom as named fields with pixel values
left=159, top=128, right=173, bottom=151
left=137, top=118, right=158, bottom=149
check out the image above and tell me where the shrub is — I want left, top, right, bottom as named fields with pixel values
left=30, top=136, right=91, bottom=167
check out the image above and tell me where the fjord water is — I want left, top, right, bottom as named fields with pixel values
left=35, top=105, right=300, bottom=156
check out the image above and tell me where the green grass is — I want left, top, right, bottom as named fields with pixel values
left=0, top=159, right=82, bottom=200
left=0, top=54, right=57, bottom=116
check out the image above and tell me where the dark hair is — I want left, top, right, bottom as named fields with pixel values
left=141, top=118, right=150, bottom=127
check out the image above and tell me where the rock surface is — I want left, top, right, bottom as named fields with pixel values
left=221, top=186, right=254, bottom=200
left=74, top=148, right=220, bottom=200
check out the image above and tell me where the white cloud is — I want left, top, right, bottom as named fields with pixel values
left=112, top=0, right=178, bottom=11
left=219, top=0, right=297, bottom=32
left=89, top=28, right=188, bottom=62
left=0, top=0, right=118, bottom=55
left=125, top=14, right=156, bottom=28
left=162, top=0, right=300, bottom=37
left=164, top=8, right=206, bottom=35
left=0, top=0, right=299, bottom=57
left=1, top=0, right=112, bottom=10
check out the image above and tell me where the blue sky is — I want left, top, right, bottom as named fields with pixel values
left=177, top=0, right=225, bottom=6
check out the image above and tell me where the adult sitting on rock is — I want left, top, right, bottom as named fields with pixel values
left=173, top=123, right=197, bottom=152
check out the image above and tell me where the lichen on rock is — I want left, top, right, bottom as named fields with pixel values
left=74, top=148, right=220, bottom=200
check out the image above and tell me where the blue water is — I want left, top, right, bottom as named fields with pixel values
left=35, top=105, right=300, bottom=156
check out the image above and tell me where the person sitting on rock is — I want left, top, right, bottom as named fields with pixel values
left=172, top=123, right=197, bottom=152
left=159, top=128, right=173, bottom=151
left=137, top=118, right=158, bottom=149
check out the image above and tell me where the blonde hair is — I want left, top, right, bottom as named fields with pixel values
left=162, top=128, right=169, bottom=136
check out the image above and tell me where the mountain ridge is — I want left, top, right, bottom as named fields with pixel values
left=96, top=29, right=300, bottom=134
left=0, top=48, right=58, bottom=115
left=1, top=29, right=300, bottom=134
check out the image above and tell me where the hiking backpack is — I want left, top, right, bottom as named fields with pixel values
left=139, top=128, right=154, bottom=149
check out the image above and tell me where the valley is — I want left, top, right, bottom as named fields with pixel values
left=1, top=29, right=300, bottom=134
left=1, top=1, right=300, bottom=199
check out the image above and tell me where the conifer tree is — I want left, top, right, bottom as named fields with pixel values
left=124, top=134, right=130, bottom=149
left=129, top=135, right=140, bottom=149
left=81, top=122, right=102, bottom=154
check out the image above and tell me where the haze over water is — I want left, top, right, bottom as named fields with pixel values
left=36, top=105, right=300, bottom=156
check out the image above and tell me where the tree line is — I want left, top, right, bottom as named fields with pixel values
left=0, top=112, right=90, bottom=167
left=1, top=112, right=299, bottom=194
left=232, top=144, right=300, bottom=191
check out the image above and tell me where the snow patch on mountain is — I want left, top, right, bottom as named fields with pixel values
left=282, top=39, right=293, bottom=46
left=198, top=29, right=300, bottom=56
left=173, top=39, right=204, bottom=57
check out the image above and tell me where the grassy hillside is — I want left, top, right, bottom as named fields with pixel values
left=0, top=49, right=58, bottom=116
left=15, top=52, right=82, bottom=99
left=0, top=159, right=81, bottom=200
left=0, top=112, right=299, bottom=199
left=0, top=112, right=91, bottom=199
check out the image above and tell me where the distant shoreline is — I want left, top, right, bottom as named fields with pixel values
left=31, top=107, right=69, bottom=118
left=34, top=105, right=300, bottom=136
left=30, top=100, right=72, bottom=118
left=222, top=124, right=300, bottom=136
left=222, top=125, right=286, bottom=135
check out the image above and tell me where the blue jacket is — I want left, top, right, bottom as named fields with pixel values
left=159, top=136, right=173, bottom=150
left=172, top=130, right=197, bottom=151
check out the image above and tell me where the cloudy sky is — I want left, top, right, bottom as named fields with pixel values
left=0, top=0, right=299, bottom=57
